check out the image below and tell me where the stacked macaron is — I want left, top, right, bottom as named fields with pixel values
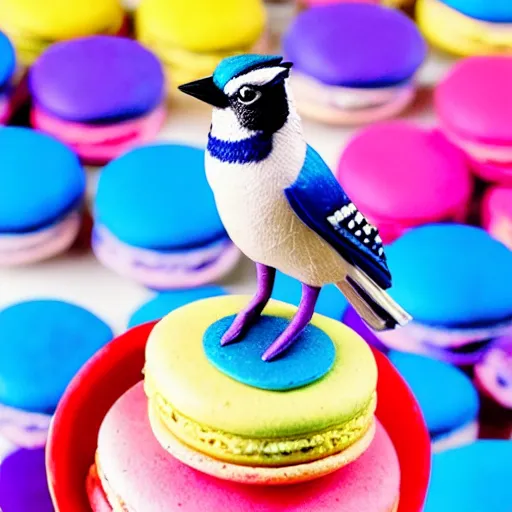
left=377, top=224, right=512, bottom=367
left=0, top=0, right=125, bottom=66
left=0, top=300, right=113, bottom=450
left=0, top=32, right=16, bottom=125
left=416, top=0, right=512, bottom=56
left=284, top=3, right=426, bottom=124
left=0, top=127, right=86, bottom=265
left=135, top=0, right=267, bottom=88
left=435, top=57, right=512, bottom=186
left=336, top=121, right=472, bottom=243
left=30, top=36, right=166, bottom=165
left=93, top=144, right=240, bottom=289
left=86, top=296, right=406, bottom=511
left=88, top=385, right=400, bottom=511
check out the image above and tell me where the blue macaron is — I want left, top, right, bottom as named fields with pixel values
left=441, top=0, right=512, bottom=22
left=0, top=300, right=113, bottom=413
left=0, top=31, right=15, bottom=89
left=388, top=351, right=479, bottom=442
left=93, top=144, right=238, bottom=289
left=0, top=127, right=85, bottom=264
left=271, top=271, right=348, bottom=320
left=128, top=285, right=227, bottom=328
left=425, top=441, right=512, bottom=512
left=0, top=127, right=85, bottom=233
left=387, top=224, right=512, bottom=328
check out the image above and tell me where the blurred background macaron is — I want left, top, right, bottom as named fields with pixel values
left=284, top=3, right=426, bottom=125
left=93, top=144, right=240, bottom=289
left=424, top=441, right=512, bottom=512
left=29, top=36, right=166, bottom=166
left=0, top=447, right=53, bottom=512
left=128, top=285, right=227, bottom=327
left=0, top=127, right=85, bottom=266
left=474, top=336, right=512, bottom=410
left=299, top=0, right=414, bottom=7
left=0, top=299, right=113, bottom=449
left=0, top=32, right=16, bottom=125
left=482, top=186, right=512, bottom=250
left=0, top=0, right=125, bottom=66
left=336, top=121, right=472, bottom=243
left=388, top=351, right=480, bottom=451
left=435, top=57, right=512, bottom=186
left=378, top=224, right=512, bottom=366
left=416, top=0, right=512, bottom=56
left=135, top=0, right=267, bottom=88
left=271, top=270, right=348, bottom=320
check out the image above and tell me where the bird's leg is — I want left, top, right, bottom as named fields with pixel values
left=221, top=263, right=276, bottom=346
left=262, top=284, right=321, bottom=361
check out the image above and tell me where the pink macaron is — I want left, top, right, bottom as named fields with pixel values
left=435, top=57, right=512, bottom=185
left=88, top=382, right=401, bottom=512
left=482, top=186, right=512, bottom=250
left=336, top=121, right=472, bottom=243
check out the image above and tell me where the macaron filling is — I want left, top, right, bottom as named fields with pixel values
left=292, top=72, right=415, bottom=112
left=0, top=403, right=52, bottom=448
left=92, top=223, right=239, bottom=289
left=31, top=103, right=167, bottom=164
left=145, top=376, right=376, bottom=467
left=0, top=208, right=81, bottom=265
left=93, top=457, right=127, bottom=511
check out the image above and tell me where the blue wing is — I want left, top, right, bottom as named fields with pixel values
left=285, top=145, right=392, bottom=289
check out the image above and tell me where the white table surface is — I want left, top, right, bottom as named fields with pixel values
left=0, top=6, right=458, bottom=335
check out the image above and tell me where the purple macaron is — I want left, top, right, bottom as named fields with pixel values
left=29, top=36, right=166, bottom=164
left=283, top=3, right=426, bottom=124
left=0, top=448, right=53, bottom=512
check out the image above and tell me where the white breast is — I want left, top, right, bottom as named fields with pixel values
left=206, top=113, right=350, bottom=287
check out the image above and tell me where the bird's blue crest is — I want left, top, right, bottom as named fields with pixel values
left=213, top=54, right=284, bottom=90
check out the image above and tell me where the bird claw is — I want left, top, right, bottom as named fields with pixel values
left=220, top=310, right=260, bottom=346
left=261, top=327, right=303, bottom=362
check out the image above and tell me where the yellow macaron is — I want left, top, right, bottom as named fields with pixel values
left=144, top=295, right=377, bottom=483
left=0, top=0, right=125, bottom=65
left=135, top=0, right=267, bottom=87
left=416, top=0, right=512, bottom=56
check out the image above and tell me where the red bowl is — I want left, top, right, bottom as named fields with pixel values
left=47, top=322, right=431, bottom=512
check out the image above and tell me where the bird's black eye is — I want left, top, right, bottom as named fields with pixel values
left=237, top=86, right=262, bottom=105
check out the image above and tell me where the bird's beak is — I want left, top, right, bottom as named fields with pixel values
left=178, top=76, right=229, bottom=108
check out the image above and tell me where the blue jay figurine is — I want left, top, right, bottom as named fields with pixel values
left=179, top=54, right=411, bottom=361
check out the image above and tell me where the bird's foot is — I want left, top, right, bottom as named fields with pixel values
left=261, top=324, right=306, bottom=361
left=221, top=263, right=276, bottom=346
left=221, top=307, right=263, bottom=346
left=262, top=284, right=320, bottom=361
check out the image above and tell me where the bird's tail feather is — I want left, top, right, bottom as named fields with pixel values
left=336, top=267, right=411, bottom=331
